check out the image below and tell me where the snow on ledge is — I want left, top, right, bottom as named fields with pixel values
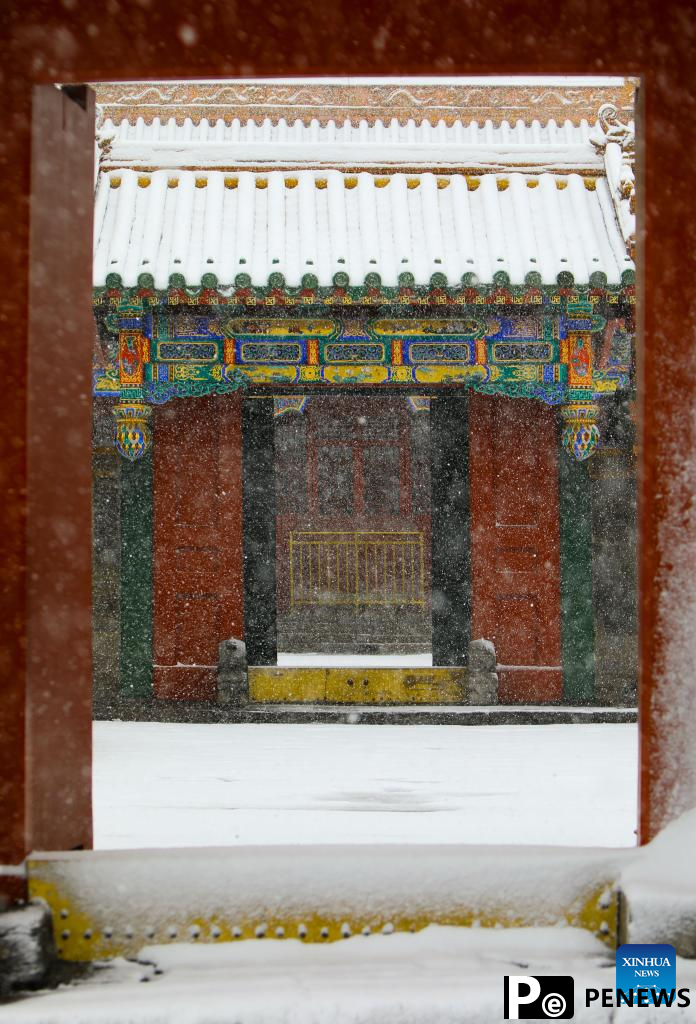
left=621, top=806, right=696, bottom=956
left=29, top=844, right=626, bottom=930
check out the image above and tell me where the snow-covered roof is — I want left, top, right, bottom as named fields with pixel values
left=101, top=116, right=599, bottom=145
left=98, top=116, right=603, bottom=173
left=94, top=167, right=634, bottom=292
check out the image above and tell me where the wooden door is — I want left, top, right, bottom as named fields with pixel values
left=153, top=395, right=243, bottom=699
left=469, top=394, right=562, bottom=702
left=275, top=397, right=431, bottom=652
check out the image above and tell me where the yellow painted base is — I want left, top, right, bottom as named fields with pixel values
left=248, top=666, right=467, bottom=704
left=28, top=870, right=618, bottom=963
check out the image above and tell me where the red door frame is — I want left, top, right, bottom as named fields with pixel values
left=1, top=6, right=693, bottom=894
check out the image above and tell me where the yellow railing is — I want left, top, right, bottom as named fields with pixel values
left=289, top=530, right=425, bottom=607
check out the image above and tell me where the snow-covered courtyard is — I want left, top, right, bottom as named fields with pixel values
left=0, top=722, right=643, bottom=1022
left=93, top=721, right=638, bottom=849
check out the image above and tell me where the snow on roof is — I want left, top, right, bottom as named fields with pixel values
left=98, top=116, right=603, bottom=174
left=93, top=167, right=634, bottom=291
left=101, top=116, right=598, bottom=144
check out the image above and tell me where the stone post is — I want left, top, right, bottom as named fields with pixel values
left=467, top=638, right=499, bottom=704
left=218, top=638, right=248, bottom=705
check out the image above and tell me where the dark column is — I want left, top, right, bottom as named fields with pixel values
left=430, top=394, right=471, bottom=665
left=242, top=397, right=278, bottom=665
left=120, top=450, right=153, bottom=696
left=590, top=395, right=638, bottom=706
left=93, top=400, right=122, bottom=711
left=558, top=445, right=595, bottom=703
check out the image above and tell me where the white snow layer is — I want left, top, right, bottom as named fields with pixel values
left=622, top=805, right=696, bottom=955
left=29, top=841, right=625, bottom=938
left=14, top=725, right=696, bottom=1024
left=92, top=721, right=638, bottom=849
left=93, top=167, right=634, bottom=290
left=276, top=651, right=433, bottom=667
left=100, top=114, right=597, bottom=148
left=5, top=927, right=696, bottom=1023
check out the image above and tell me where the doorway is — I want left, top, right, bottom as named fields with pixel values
left=275, top=395, right=432, bottom=654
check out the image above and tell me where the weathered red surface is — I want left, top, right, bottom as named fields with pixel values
left=0, top=84, right=95, bottom=875
left=153, top=396, right=244, bottom=700
left=470, top=394, right=562, bottom=703
left=0, top=1, right=694, bottom=862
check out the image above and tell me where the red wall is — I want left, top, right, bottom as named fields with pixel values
left=470, top=395, right=562, bottom=703
left=153, top=396, right=244, bottom=700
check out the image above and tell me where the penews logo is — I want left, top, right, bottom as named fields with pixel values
left=504, top=976, right=574, bottom=1019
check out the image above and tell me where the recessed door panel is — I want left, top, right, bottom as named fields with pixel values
left=470, top=394, right=562, bottom=703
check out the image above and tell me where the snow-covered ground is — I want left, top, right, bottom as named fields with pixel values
left=2, top=721, right=668, bottom=1024
left=6, top=926, right=696, bottom=1024
left=277, top=652, right=433, bottom=666
left=93, top=722, right=638, bottom=849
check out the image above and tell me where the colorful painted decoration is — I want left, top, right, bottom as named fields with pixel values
left=93, top=362, right=120, bottom=396
left=113, top=402, right=152, bottom=461
left=119, top=330, right=150, bottom=387
left=101, top=303, right=632, bottom=462
left=406, top=396, right=431, bottom=414
left=561, top=402, right=601, bottom=461
left=273, top=396, right=308, bottom=417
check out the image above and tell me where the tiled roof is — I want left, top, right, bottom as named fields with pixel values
left=100, top=115, right=597, bottom=146
left=93, top=168, right=634, bottom=291
left=98, top=117, right=604, bottom=173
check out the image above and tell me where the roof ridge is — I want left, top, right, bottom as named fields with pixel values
left=94, top=80, right=636, bottom=130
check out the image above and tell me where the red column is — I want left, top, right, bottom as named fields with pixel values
left=0, top=86, right=94, bottom=903
left=637, top=80, right=696, bottom=842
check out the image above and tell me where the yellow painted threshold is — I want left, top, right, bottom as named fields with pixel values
left=248, top=666, right=467, bottom=704
left=27, top=847, right=622, bottom=962
left=29, top=875, right=617, bottom=962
